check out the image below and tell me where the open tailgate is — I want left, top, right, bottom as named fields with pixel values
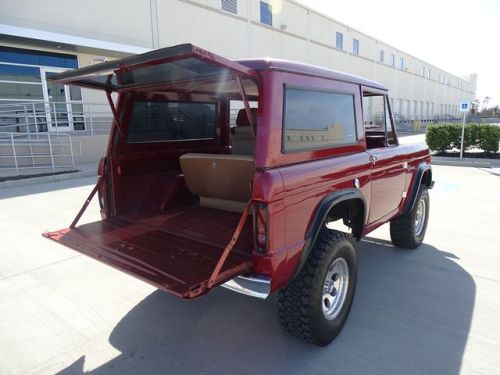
left=44, top=191, right=253, bottom=299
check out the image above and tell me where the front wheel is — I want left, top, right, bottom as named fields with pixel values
left=278, top=229, right=357, bottom=346
left=390, top=187, right=430, bottom=249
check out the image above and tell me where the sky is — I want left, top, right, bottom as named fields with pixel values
left=294, top=0, right=500, bottom=107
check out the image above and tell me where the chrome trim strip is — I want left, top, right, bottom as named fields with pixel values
left=221, top=274, right=271, bottom=299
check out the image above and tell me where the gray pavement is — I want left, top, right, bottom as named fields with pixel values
left=0, top=162, right=98, bottom=189
left=0, top=165, right=500, bottom=375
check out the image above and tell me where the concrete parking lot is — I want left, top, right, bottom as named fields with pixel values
left=1, top=164, right=499, bottom=375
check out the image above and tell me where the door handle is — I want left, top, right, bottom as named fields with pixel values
left=369, top=155, right=378, bottom=165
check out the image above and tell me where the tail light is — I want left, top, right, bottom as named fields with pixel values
left=253, top=203, right=269, bottom=253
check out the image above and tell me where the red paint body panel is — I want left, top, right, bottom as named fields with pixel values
left=45, top=44, right=432, bottom=299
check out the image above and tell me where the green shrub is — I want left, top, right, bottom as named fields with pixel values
left=426, top=123, right=500, bottom=154
left=477, top=125, right=500, bottom=153
left=445, top=124, right=463, bottom=150
left=463, top=123, right=480, bottom=150
left=426, top=124, right=451, bottom=153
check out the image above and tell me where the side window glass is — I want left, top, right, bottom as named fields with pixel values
left=363, top=92, right=397, bottom=149
left=363, top=94, right=385, bottom=132
left=385, top=98, right=396, bottom=145
left=283, top=88, right=357, bottom=152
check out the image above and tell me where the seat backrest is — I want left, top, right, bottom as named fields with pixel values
left=180, top=153, right=255, bottom=212
left=231, top=108, right=257, bottom=155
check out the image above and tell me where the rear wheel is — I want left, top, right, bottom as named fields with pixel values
left=278, top=229, right=357, bottom=346
left=390, top=187, right=429, bottom=249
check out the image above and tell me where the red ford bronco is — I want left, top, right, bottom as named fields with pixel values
left=44, top=44, right=433, bottom=346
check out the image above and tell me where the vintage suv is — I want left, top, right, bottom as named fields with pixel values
left=45, top=44, right=433, bottom=346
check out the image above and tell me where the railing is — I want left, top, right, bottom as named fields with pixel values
left=0, top=132, right=81, bottom=175
left=0, top=101, right=113, bottom=135
left=393, top=112, right=461, bottom=132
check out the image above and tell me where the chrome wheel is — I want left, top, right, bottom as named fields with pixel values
left=414, top=198, right=426, bottom=236
left=322, top=257, right=349, bottom=320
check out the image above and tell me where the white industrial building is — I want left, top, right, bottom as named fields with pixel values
left=0, top=0, right=477, bottom=171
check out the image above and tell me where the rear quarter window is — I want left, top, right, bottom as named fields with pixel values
left=127, top=101, right=217, bottom=143
left=283, top=88, right=357, bottom=152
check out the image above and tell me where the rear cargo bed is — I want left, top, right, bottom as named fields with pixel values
left=44, top=205, right=253, bottom=298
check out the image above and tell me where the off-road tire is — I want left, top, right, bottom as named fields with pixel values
left=277, top=229, right=357, bottom=346
left=390, top=187, right=429, bottom=249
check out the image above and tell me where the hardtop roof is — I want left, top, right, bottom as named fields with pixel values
left=48, top=43, right=387, bottom=93
left=237, top=58, right=387, bottom=91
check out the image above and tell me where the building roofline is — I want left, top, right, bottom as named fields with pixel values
left=0, top=23, right=149, bottom=55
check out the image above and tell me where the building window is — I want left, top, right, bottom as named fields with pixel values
left=221, top=0, right=237, bottom=14
left=399, top=57, right=404, bottom=70
left=352, top=39, right=359, bottom=55
left=336, top=32, right=343, bottom=50
left=0, top=47, right=78, bottom=103
left=0, top=46, right=78, bottom=69
left=391, top=54, right=395, bottom=67
left=379, top=50, right=385, bottom=63
left=421, top=66, right=426, bottom=77
left=427, top=69, right=431, bottom=79
left=0, top=46, right=84, bottom=131
left=283, top=88, right=357, bottom=152
left=260, top=1, right=272, bottom=26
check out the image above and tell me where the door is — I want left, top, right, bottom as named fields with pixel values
left=41, top=68, right=75, bottom=131
left=363, top=91, right=406, bottom=223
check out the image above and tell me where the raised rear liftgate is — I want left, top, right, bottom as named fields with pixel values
left=43, top=44, right=259, bottom=299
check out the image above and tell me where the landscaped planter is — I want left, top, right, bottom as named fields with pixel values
left=426, top=123, right=500, bottom=157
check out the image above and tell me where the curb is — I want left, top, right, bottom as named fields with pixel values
left=431, top=156, right=500, bottom=168
left=0, top=169, right=97, bottom=189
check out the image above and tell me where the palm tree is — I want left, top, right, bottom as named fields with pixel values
left=471, top=99, right=480, bottom=115
left=482, top=96, right=492, bottom=109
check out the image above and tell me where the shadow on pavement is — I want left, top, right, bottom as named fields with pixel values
left=0, top=176, right=97, bottom=199
left=56, top=238, right=475, bottom=375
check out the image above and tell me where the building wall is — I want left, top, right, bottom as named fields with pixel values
left=0, top=0, right=476, bottom=120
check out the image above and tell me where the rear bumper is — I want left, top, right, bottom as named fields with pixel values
left=221, top=274, right=271, bottom=299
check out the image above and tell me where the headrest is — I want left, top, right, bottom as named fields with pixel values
left=236, top=108, right=257, bottom=127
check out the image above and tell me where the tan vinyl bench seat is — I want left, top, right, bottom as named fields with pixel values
left=179, top=153, right=255, bottom=213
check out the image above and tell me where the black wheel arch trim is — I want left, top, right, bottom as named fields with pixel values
left=290, top=189, right=367, bottom=282
left=403, top=162, right=434, bottom=215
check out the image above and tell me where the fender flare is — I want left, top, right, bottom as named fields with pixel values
left=402, top=163, right=434, bottom=215
left=290, top=189, right=367, bottom=282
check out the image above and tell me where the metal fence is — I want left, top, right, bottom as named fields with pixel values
left=0, top=132, right=82, bottom=175
left=0, top=101, right=113, bottom=135
left=0, top=100, right=107, bottom=176
left=393, top=112, right=461, bottom=133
